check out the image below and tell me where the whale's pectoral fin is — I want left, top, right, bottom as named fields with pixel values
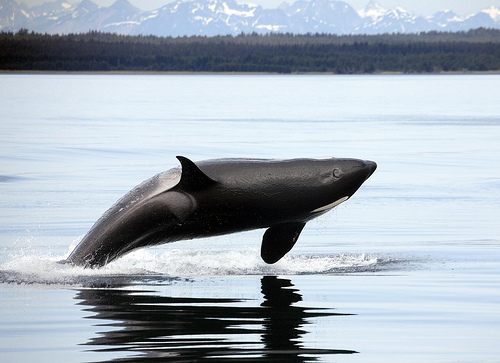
left=261, top=222, right=306, bottom=264
left=176, top=156, right=217, bottom=191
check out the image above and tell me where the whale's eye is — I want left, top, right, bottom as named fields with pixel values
left=333, top=169, right=342, bottom=178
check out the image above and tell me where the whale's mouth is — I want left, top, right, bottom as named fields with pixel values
left=311, top=196, right=349, bottom=213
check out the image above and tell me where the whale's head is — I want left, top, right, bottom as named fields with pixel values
left=258, top=157, right=377, bottom=264
left=306, top=158, right=377, bottom=216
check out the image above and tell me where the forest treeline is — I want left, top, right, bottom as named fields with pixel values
left=1, top=28, right=500, bottom=73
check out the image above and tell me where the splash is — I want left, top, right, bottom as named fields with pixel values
left=120, top=248, right=389, bottom=275
left=0, top=247, right=399, bottom=285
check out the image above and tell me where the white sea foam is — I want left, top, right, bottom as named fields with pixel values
left=0, top=247, right=396, bottom=286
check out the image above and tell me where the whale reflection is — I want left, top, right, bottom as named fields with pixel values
left=76, top=276, right=356, bottom=362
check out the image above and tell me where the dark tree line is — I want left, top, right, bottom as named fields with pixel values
left=1, top=29, right=500, bottom=73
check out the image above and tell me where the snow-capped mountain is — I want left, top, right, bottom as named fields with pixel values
left=358, top=1, right=430, bottom=34
left=30, top=0, right=72, bottom=17
left=0, top=0, right=31, bottom=30
left=136, top=0, right=261, bottom=36
left=1, top=0, right=500, bottom=36
left=428, top=10, right=462, bottom=30
left=282, top=0, right=363, bottom=33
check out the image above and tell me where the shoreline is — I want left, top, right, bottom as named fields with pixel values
left=2, top=70, right=500, bottom=76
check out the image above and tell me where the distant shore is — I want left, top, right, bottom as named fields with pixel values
left=2, top=30, right=500, bottom=74
left=2, top=70, right=500, bottom=75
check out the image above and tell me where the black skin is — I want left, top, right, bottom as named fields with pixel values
left=64, top=156, right=376, bottom=268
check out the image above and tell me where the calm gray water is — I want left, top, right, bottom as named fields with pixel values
left=1, top=74, right=499, bottom=362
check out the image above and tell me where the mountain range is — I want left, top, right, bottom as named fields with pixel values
left=2, top=0, right=500, bottom=36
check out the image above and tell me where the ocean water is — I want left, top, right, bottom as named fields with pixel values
left=0, top=74, right=499, bottom=362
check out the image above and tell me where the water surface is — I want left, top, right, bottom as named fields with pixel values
left=1, top=74, right=499, bottom=362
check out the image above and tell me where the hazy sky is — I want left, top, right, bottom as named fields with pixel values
left=20, top=0, right=499, bottom=16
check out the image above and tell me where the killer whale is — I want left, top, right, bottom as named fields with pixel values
left=64, top=156, right=376, bottom=268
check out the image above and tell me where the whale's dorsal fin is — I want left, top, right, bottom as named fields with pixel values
left=261, top=222, right=306, bottom=264
left=176, top=156, right=217, bottom=191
